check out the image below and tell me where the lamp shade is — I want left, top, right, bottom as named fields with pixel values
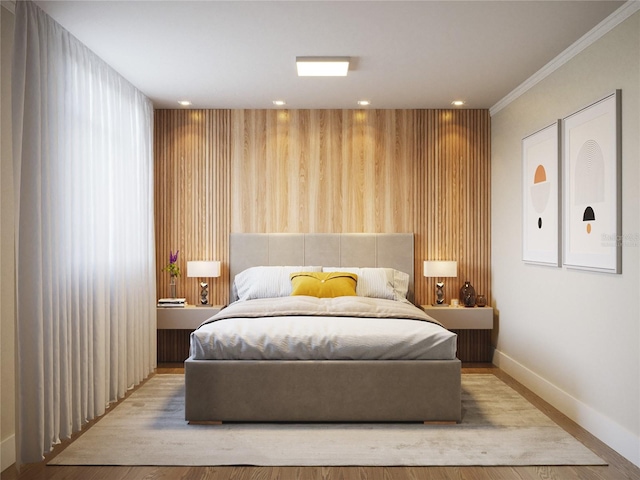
left=423, top=260, right=457, bottom=278
left=187, top=261, right=221, bottom=278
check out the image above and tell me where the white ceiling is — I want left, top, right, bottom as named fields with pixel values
left=34, top=0, right=625, bottom=110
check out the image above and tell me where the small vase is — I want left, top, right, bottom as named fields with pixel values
left=476, top=294, right=487, bottom=307
left=169, top=275, right=177, bottom=299
left=460, top=281, right=476, bottom=307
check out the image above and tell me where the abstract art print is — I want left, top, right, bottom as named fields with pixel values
left=562, top=90, right=621, bottom=274
left=522, top=122, right=561, bottom=266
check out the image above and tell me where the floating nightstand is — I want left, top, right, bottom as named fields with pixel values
left=422, top=305, right=494, bottom=363
left=157, top=304, right=222, bottom=363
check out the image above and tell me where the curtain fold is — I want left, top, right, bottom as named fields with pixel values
left=12, top=1, right=156, bottom=464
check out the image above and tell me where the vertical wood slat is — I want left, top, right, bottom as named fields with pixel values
left=154, top=109, right=490, bottom=309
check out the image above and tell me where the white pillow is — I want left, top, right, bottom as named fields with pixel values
left=234, top=266, right=322, bottom=301
left=390, top=268, right=410, bottom=301
left=322, top=267, right=410, bottom=302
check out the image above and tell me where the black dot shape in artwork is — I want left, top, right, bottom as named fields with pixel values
left=538, top=217, right=542, bottom=229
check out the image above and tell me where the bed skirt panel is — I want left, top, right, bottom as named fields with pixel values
left=184, top=358, right=461, bottom=423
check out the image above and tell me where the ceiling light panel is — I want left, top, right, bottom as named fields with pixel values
left=296, top=56, right=350, bottom=77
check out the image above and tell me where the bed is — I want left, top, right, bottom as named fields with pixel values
left=184, top=233, right=461, bottom=423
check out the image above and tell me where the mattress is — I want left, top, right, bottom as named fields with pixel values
left=190, top=296, right=457, bottom=361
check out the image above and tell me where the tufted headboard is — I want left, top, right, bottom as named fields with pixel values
left=229, top=233, right=414, bottom=303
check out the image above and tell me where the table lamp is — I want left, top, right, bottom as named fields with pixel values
left=187, top=261, right=221, bottom=306
left=423, top=260, right=458, bottom=306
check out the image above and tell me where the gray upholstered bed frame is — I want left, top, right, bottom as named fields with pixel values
left=185, top=233, right=461, bottom=423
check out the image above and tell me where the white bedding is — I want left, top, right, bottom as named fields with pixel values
left=190, top=296, right=457, bottom=361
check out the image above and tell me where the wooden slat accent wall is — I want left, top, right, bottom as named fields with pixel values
left=154, top=110, right=231, bottom=305
left=414, top=110, right=492, bottom=306
left=154, top=109, right=490, bottom=307
left=157, top=330, right=192, bottom=363
left=451, top=330, right=493, bottom=363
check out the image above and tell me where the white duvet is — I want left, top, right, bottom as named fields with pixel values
left=189, top=296, right=457, bottom=361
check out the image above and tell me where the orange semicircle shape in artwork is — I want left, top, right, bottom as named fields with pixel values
left=534, top=165, right=547, bottom=184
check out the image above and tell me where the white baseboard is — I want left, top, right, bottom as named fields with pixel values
left=493, top=349, right=640, bottom=468
left=1, top=434, right=15, bottom=472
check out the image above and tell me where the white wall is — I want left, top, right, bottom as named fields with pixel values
left=491, top=11, right=639, bottom=466
left=1, top=3, right=16, bottom=473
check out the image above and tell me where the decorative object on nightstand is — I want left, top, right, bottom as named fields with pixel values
left=460, top=280, right=476, bottom=307
left=162, top=250, right=180, bottom=298
left=476, top=294, right=487, bottom=307
left=187, top=261, right=221, bottom=306
left=423, top=260, right=458, bottom=306
left=157, top=298, right=186, bottom=308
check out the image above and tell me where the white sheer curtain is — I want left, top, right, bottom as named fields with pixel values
left=12, top=1, right=156, bottom=464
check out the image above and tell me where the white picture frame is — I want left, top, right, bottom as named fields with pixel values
left=562, top=90, right=621, bottom=274
left=522, top=122, right=561, bottom=266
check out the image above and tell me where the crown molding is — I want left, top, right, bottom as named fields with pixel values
left=490, top=0, right=640, bottom=117
left=1, top=1, right=15, bottom=14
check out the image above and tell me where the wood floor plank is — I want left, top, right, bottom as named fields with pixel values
left=3, top=364, right=639, bottom=480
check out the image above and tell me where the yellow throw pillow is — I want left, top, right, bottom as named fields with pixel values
left=290, top=272, right=358, bottom=298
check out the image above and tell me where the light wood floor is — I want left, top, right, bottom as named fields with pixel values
left=3, top=364, right=639, bottom=480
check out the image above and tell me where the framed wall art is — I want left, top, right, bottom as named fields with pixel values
left=562, top=90, right=621, bottom=274
left=522, top=121, right=561, bottom=266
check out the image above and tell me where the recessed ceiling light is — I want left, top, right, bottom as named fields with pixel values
left=357, top=100, right=371, bottom=106
left=451, top=100, right=465, bottom=107
left=296, top=56, right=350, bottom=77
left=273, top=100, right=286, bottom=106
left=178, top=100, right=192, bottom=106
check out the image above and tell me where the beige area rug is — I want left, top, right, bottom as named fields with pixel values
left=49, top=374, right=605, bottom=467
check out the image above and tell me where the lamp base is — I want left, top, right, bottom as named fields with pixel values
left=199, top=281, right=209, bottom=306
